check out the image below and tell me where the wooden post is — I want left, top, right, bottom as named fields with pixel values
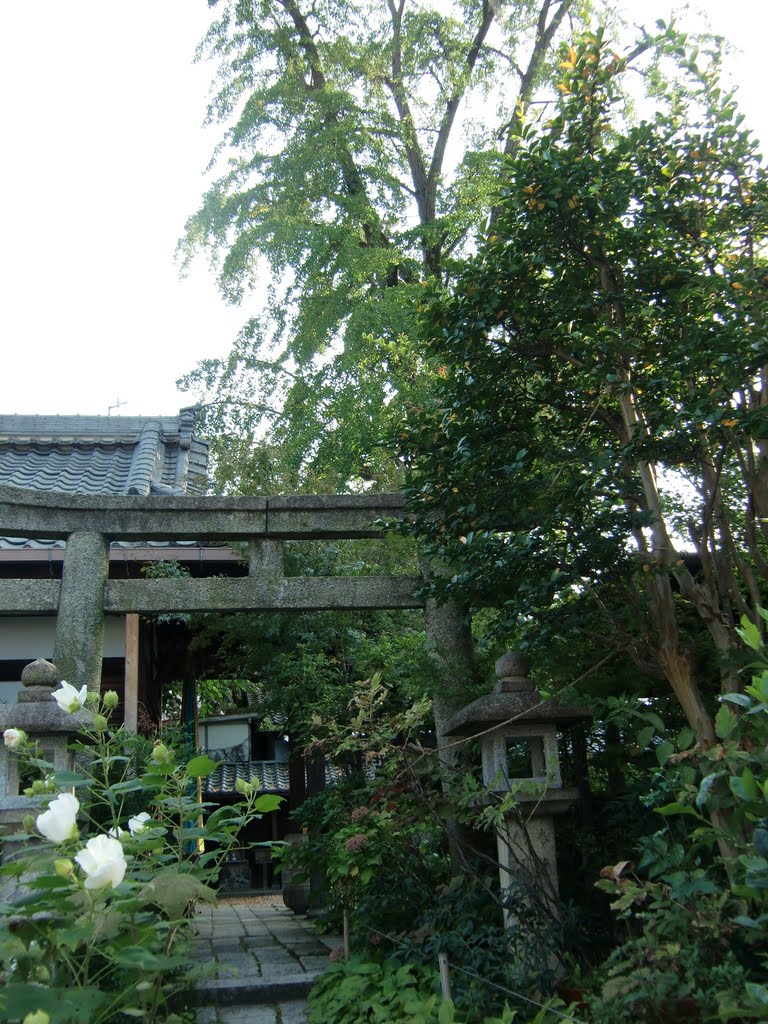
left=438, top=953, right=452, bottom=1001
left=124, top=613, right=139, bottom=731
left=343, top=908, right=350, bottom=960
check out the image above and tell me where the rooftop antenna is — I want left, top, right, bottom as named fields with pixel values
left=107, top=399, right=127, bottom=416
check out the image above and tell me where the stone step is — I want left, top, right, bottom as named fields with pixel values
left=188, top=896, right=338, bottom=1022
left=195, top=997, right=308, bottom=1024
left=191, top=971, right=320, bottom=1007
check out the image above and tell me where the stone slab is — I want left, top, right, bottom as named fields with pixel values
left=0, top=486, right=407, bottom=542
left=105, top=575, right=424, bottom=613
left=192, top=974, right=316, bottom=1006
left=278, top=1001, right=309, bottom=1024
left=214, top=1004, right=277, bottom=1024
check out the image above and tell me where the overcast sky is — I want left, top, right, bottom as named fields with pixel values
left=0, top=1, right=765, bottom=420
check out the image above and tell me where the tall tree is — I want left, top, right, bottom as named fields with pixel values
left=179, top=0, right=618, bottom=492
left=399, top=28, right=768, bottom=742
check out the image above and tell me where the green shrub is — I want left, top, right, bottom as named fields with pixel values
left=0, top=687, right=279, bottom=1024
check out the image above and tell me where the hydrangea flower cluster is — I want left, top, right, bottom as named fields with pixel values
left=344, top=833, right=369, bottom=853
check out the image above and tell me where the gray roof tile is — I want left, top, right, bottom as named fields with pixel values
left=204, top=760, right=343, bottom=795
left=0, top=408, right=209, bottom=497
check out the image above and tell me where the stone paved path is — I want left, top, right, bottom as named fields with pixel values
left=190, top=896, right=340, bottom=1024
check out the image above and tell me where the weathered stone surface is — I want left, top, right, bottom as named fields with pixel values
left=0, top=579, right=60, bottom=613
left=21, top=658, right=59, bottom=687
left=267, top=492, right=405, bottom=537
left=54, top=531, right=108, bottom=693
left=277, top=1002, right=309, bottom=1024
left=105, top=576, right=424, bottom=613
left=17, top=657, right=60, bottom=703
left=0, top=659, right=90, bottom=831
left=494, top=650, right=536, bottom=693
left=443, top=691, right=592, bottom=736
left=190, top=899, right=337, bottom=1021
left=0, top=485, right=403, bottom=541
left=0, top=700, right=90, bottom=732
left=495, top=650, right=531, bottom=681
left=249, top=539, right=284, bottom=577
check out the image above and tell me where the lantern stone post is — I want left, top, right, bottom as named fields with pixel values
left=443, top=652, right=590, bottom=920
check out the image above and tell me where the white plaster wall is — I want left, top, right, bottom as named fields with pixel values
left=0, top=615, right=126, bottom=662
left=0, top=617, right=55, bottom=663
left=0, top=681, right=23, bottom=705
left=203, top=720, right=249, bottom=750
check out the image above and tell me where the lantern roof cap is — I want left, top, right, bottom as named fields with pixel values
left=443, top=690, right=591, bottom=736
left=443, top=650, right=591, bottom=736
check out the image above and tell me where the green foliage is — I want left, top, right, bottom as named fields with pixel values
left=307, top=955, right=453, bottom=1024
left=179, top=0, right=615, bottom=492
left=277, top=680, right=449, bottom=938
left=280, top=676, right=569, bottom=1021
left=398, top=875, right=560, bottom=1020
left=400, top=27, right=768, bottom=738
left=187, top=603, right=436, bottom=745
left=0, top=693, right=279, bottom=1024
left=577, top=615, right=768, bottom=1020
left=307, top=953, right=552, bottom=1024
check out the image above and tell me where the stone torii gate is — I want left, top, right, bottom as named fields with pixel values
left=0, top=484, right=581, bottom=924
left=0, top=485, right=475, bottom=733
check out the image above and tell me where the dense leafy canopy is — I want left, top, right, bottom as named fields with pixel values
left=399, top=29, right=768, bottom=739
left=178, top=0, right=629, bottom=492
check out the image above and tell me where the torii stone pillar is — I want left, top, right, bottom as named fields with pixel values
left=424, top=597, right=477, bottom=773
left=54, top=531, right=109, bottom=694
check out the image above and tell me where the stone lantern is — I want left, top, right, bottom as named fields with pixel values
left=443, top=651, right=590, bottom=916
left=0, top=658, right=89, bottom=835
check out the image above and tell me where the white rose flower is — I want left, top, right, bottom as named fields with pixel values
left=36, top=792, right=80, bottom=843
left=128, top=812, right=151, bottom=835
left=3, top=728, right=26, bottom=750
left=51, top=681, right=88, bottom=714
left=108, top=825, right=126, bottom=839
left=74, top=834, right=127, bottom=890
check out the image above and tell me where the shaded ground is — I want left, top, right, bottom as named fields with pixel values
left=191, top=895, right=340, bottom=1024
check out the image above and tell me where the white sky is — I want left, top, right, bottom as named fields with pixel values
left=0, top=0, right=765, bottom=419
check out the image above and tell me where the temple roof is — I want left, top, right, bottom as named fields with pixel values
left=0, top=410, right=208, bottom=498
left=203, top=760, right=342, bottom=795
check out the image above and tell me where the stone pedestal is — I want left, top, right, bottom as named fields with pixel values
left=498, top=815, right=559, bottom=904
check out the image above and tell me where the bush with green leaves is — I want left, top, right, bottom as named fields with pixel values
left=307, top=955, right=452, bottom=1024
left=277, top=762, right=449, bottom=939
left=307, top=952, right=566, bottom=1024
left=579, top=613, right=768, bottom=1021
left=397, top=873, right=561, bottom=1021
left=0, top=684, right=281, bottom=1024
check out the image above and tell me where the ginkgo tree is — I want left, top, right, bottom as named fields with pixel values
left=177, top=0, right=670, bottom=493
left=399, top=28, right=768, bottom=742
